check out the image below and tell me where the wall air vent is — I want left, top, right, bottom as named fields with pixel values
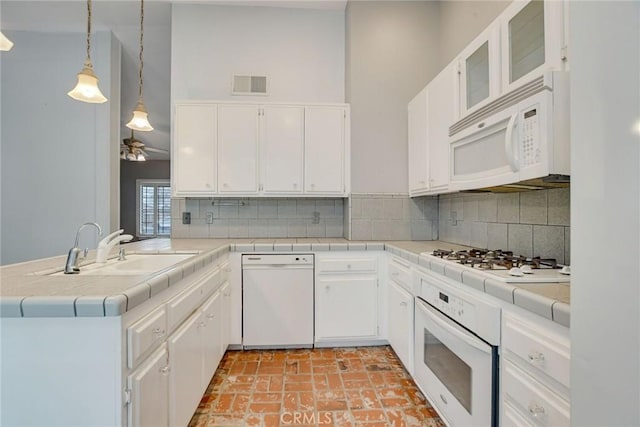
left=232, top=75, right=268, bottom=96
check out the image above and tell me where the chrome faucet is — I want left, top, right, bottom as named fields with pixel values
left=96, top=229, right=134, bottom=263
left=64, top=222, right=103, bottom=274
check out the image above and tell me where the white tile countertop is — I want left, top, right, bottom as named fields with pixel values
left=0, top=238, right=570, bottom=326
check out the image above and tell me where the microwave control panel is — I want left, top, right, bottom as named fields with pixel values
left=521, top=107, right=540, bottom=167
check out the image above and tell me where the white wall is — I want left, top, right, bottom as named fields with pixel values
left=171, top=4, right=345, bottom=103
left=0, top=30, right=120, bottom=265
left=346, top=1, right=441, bottom=194
left=570, top=2, right=640, bottom=424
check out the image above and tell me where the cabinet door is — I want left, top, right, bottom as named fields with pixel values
left=261, top=106, right=304, bottom=194
left=426, top=63, right=456, bottom=191
left=408, top=87, right=429, bottom=195
left=168, top=312, right=203, bottom=427
left=458, top=25, right=501, bottom=117
left=218, top=104, right=259, bottom=194
left=387, top=280, right=414, bottom=372
left=201, top=291, right=223, bottom=389
left=127, top=345, right=170, bottom=427
left=304, top=107, right=345, bottom=195
left=220, top=281, right=231, bottom=351
left=173, top=103, right=217, bottom=196
left=500, top=0, right=565, bottom=92
left=315, top=276, right=377, bottom=340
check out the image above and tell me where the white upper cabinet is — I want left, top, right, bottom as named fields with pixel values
left=305, top=106, right=347, bottom=195
left=500, top=0, right=566, bottom=92
left=408, top=63, right=456, bottom=197
left=457, top=24, right=501, bottom=117
left=408, top=87, right=429, bottom=195
left=172, top=102, right=349, bottom=197
left=427, top=63, right=456, bottom=192
left=172, top=103, right=217, bottom=196
left=217, top=104, right=260, bottom=194
left=261, top=106, right=304, bottom=194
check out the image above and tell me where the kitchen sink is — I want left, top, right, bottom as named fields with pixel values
left=47, top=253, right=196, bottom=276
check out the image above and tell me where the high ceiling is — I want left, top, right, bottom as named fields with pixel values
left=0, top=0, right=347, bottom=160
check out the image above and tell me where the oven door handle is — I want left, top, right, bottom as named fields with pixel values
left=418, top=300, right=491, bottom=354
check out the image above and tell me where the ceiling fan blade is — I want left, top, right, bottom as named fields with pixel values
left=143, top=146, right=169, bottom=154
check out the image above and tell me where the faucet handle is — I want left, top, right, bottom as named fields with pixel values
left=98, top=229, right=124, bottom=247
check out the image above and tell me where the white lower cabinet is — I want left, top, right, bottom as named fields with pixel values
left=220, top=281, right=231, bottom=351
left=316, top=276, right=378, bottom=340
left=315, top=254, right=379, bottom=343
left=201, top=291, right=223, bottom=385
left=169, top=311, right=205, bottom=427
left=501, top=309, right=570, bottom=427
left=387, top=279, right=413, bottom=373
left=127, top=345, right=170, bottom=427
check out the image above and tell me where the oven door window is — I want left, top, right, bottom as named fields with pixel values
left=424, top=328, right=472, bottom=413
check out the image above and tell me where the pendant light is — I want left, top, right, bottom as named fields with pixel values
left=67, top=0, right=107, bottom=103
left=0, top=31, right=14, bottom=51
left=126, top=0, right=153, bottom=132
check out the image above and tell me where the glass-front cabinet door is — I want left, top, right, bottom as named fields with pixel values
left=500, top=0, right=566, bottom=92
left=458, top=24, right=501, bottom=118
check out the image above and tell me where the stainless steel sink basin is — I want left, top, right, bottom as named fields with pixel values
left=48, top=253, right=196, bottom=276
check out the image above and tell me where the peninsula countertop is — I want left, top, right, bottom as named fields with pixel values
left=0, top=238, right=570, bottom=326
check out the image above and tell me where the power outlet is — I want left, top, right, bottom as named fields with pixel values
left=312, top=212, right=320, bottom=224
left=182, top=212, right=191, bottom=225
left=206, top=212, right=214, bottom=224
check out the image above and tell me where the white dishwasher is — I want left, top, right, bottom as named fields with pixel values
left=242, top=254, right=314, bottom=349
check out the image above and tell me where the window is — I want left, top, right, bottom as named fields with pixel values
left=136, top=180, right=171, bottom=238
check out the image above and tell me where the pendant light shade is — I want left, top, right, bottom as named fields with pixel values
left=68, top=0, right=107, bottom=104
left=126, top=101, right=154, bottom=131
left=0, top=31, right=14, bottom=51
left=68, top=59, right=108, bottom=103
left=127, top=0, right=153, bottom=132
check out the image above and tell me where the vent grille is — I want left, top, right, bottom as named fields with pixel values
left=450, top=75, right=547, bottom=137
left=232, top=75, right=268, bottom=95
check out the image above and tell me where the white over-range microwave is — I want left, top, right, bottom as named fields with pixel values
left=449, top=71, right=570, bottom=191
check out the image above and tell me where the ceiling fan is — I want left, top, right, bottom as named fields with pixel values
left=121, top=129, right=168, bottom=161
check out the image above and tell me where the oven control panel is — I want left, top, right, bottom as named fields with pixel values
left=424, top=281, right=476, bottom=327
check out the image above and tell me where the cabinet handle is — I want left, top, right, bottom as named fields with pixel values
left=207, top=313, right=215, bottom=319
left=152, top=328, right=165, bottom=338
left=159, top=366, right=170, bottom=375
left=527, top=351, right=545, bottom=364
left=198, top=321, right=206, bottom=328
left=528, top=403, right=545, bottom=417
left=400, top=301, right=407, bottom=307
left=347, top=264, right=352, bottom=269
left=440, top=394, right=447, bottom=405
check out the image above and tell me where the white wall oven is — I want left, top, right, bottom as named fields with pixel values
left=413, top=269, right=501, bottom=426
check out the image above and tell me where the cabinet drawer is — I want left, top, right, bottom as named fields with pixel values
left=503, top=359, right=570, bottom=427
left=317, top=258, right=377, bottom=274
left=201, top=267, right=221, bottom=298
left=167, top=280, right=205, bottom=333
left=388, top=257, right=411, bottom=292
left=503, top=313, right=570, bottom=388
left=127, top=306, right=167, bottom=369
left=502, top=401, right=536, bottom=427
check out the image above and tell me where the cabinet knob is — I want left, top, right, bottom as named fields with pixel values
left=311, top=184, right=315, bottom=188
left=528, top=403, right=545, bottom=417
left=152, top=328, right=165, bottom=338
left=223, top=183, right=229, bottom=188
left=400, top=301, right=407, bottom=307
left=293, top=183, right=297, bottom=188
left=347, top=264, right=352, bottom=269
left=207, top=313, right=215, bottom=319
left=527, top=351, right=545, bottom=364
left=205, top=183, right=211, bottom=188
left=325, top=285, right=330, bottom=292
left=159, top=366, right=170, bottom=375
left=198, top=321, right=206, bottom=328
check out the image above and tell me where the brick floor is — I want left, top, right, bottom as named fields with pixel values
left=189, top=346, right=444, bottom=427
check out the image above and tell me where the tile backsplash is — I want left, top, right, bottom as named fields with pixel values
left=438, top=188, right=570, bottom=264
left=171, top=198, right=345, bottom=238
left=349, top=194, right=438, bottom=241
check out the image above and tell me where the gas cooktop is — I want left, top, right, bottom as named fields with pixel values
left=422, top=248, right=571, bottom=284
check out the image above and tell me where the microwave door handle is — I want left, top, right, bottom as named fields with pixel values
left=505, top=112, right=519, bottom=172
